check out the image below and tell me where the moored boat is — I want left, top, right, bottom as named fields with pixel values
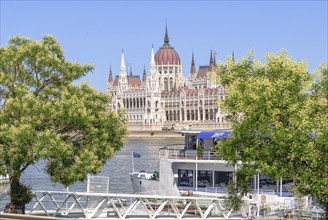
left=130, top=129, right=311, bottom=214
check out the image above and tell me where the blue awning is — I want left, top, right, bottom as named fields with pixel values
left=212, top=131, right=232, bottom=139
left=197, top=131, right=217, bottom=139
left=197, top=130, right=232, bottom=139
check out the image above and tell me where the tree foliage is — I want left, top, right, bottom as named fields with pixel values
left=0, top=35, right=127, bottom=210
left=215, top=50, right=328, bottom=215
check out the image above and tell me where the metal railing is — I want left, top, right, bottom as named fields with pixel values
left=159, top=145, right=223, bottom=160
left=0, top=190, right=245, bottom=219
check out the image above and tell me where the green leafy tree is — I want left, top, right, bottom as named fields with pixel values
left=0, top=35, right=127, bottom=213
left=215, top=50, right=328, bottom=216
left=305, top=63, right=328, bottom=217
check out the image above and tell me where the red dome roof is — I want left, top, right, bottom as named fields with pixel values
left=155, top=44, right=181, bottom=65
left=155, top=25, right=181, bottom=65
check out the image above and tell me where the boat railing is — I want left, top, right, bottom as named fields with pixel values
left=180, top=186, right=228, bottom=195
left=159, top=144, right=222, bottom=160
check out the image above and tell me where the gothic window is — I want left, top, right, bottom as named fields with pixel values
left=181, top=108, right=185, bottom=121
left=130, top=99, right=133, bottom=109
left=170, top=77, right=173, bottom=91
left=155, top=100, right=159, bottom=108
left=137, top=99, right=139, bottom=108
left=164, top=78, right=168, bottom=91
left=148, top=100, right=151, bottom=108
left=173, top=110, right=176, bottom=121
left=187, top=110, right=190, bottom=121
left=205, top=109, right=209, bottom=120
left=169, top=111, right=173, bottom=121
left=191, top=110, right=194, bottom=120
left=166, top=111, right=169, bottom=121
left=210, top=109, right=214, bottom=120
left=195, top=109, right=198, bottom=121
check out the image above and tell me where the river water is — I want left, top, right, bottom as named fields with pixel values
left=10, top=137, right=184, bottom=194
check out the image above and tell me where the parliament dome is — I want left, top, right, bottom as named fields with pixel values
left=155, top=26, right=181, bottom=65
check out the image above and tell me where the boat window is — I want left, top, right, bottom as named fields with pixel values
left=185, top=135, right=197, bottom=150
left=214, top=171, right=232, bottom=188
left=197, top=170, right=213, bottom=188
left=178, top=169, right=193, bottom=187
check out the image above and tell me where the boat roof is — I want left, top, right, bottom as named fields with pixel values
left=175, top=129, right=232, bottom=139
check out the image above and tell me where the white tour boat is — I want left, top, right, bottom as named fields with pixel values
left=130, top=129, right=311, bottom=214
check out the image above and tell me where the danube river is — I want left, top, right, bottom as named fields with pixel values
left=12, top=137, right=184, bottom=194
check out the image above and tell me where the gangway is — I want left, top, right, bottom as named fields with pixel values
left=1, top=190, right=247, bottom=219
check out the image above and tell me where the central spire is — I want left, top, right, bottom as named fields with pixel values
left=164, top=24, right=169, bottom=44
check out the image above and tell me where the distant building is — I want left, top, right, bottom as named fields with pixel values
left=107, top=26, right=230, bottom=131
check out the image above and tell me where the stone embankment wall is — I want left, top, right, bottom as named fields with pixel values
left=128, top=130, right=182, bottom=138
left=127, top=122, right=231, bottom=137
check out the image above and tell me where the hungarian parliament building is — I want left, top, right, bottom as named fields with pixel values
left=107, top=27, right=230, bottom=131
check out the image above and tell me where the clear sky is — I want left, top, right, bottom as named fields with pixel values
left=1, top=1, right=327, bottom=92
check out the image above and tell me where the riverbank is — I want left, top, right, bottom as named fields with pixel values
left=128, top=130, right=183, bottom=138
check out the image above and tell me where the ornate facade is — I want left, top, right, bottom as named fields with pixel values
left=107, top=26, right=229, bottom=130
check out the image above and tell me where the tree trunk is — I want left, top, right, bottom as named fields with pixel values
left=4, top=203, right=25, bottom=214
left=4, top=177, right=26, bottom=214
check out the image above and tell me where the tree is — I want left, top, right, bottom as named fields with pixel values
left=0, top=35, right=127, bottom=213
left=215, top=50, right=328, bottom=217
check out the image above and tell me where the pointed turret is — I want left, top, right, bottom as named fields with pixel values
left=164, top=24, right=169, bottom=44
left=120, top=50, right=125, bottom=69
left=150, top=45, right=155, bottom=65
left=120, top=50, right=127, bottom=77
left=213, top=51, right=217, bottom=66
left=209, top=50, right=214, bottom=71
left=129, top=66, right=133, bottom=76
left=108, top=65, right=113, bottom=83
left=210, top=49, right=213, bottom=64
left=190, top=52, right=196, bottom=78
left=143, top=64, right=147, bottom=82
left=232, top=50, right=235, bottom=62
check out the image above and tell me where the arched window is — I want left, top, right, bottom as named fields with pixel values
left=170, top=77, right=173, bottom=91
left=164, top=78, right=168, bottom=91
left=210, top=109, right=214, bottom=120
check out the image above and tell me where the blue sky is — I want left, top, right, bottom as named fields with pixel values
left=1, top=1, right=327, bottom=92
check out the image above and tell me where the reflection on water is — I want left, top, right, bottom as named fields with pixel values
left=17, top=137, right=184, bottom=194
